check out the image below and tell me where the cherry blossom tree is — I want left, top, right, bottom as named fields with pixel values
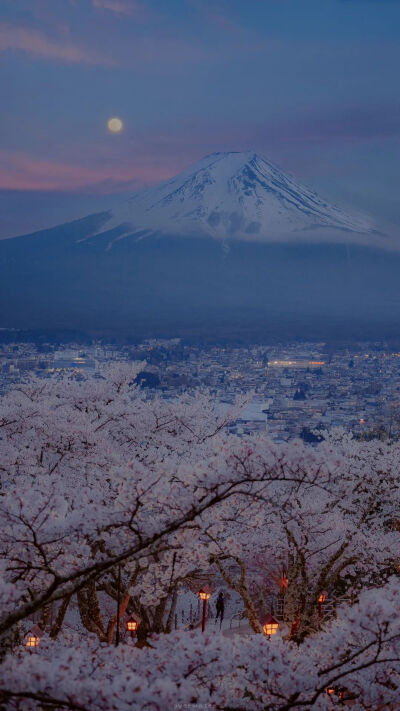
left=209, top=432, right=400, bottom=640
left=1, top=368, right=400, bottom=709
left=2, top=580, right=400, bottom=710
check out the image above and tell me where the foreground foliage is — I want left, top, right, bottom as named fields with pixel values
left=1, top=366, right=400, bottom=709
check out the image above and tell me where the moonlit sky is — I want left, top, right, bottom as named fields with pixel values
left=1, top=0, right=400, bottom=238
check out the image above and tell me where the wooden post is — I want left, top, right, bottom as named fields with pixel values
left=201, top=598, right=207, bottom=633
left=115, top=565, right=121, bottom=647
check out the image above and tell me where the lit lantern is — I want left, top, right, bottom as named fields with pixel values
left=197, top=586, right=212, bottom=632
left=325, top=687, right=336, bottom=695
left=261, top=614, right=279, bottom=637
left=198, top=589, right=211, bottom=601
left=126, top=616, right=139, bottom=639
left=318, top=592, right=327, bottom=622
left=26, top=635, right=40, bottom=648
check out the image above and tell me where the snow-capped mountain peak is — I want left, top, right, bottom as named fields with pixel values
left=109, top=151, right=375, bottom=243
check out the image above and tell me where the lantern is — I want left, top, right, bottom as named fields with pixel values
left=325, top=687, right=335, bottom=695
left=25, top=625, right=41, bottom=648
left=198, top=589, right=211, bottom=601
left=261, top=614, right=279, bottom=637
left=197, top=586, right=212, bottom=632
left=26, top=635, right=40, bottom=648
left=126, top=616, right=139, bottom=639
left=318, top=591, right=327, bottom=622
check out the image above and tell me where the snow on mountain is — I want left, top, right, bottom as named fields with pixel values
left=107, top=151, right=374, bottom=244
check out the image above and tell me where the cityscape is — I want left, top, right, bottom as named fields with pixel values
left=2, top=337, right=400, bottom=442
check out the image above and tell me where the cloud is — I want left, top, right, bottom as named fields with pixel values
left=1, top=99, right=398, bottom=194
left=275, top=103, right=400, bottom=144
left=0, top=22, right=115, bottom=65
left=91, top=0, right=146, bottom=16
left=0, top=149, right=174, bottom=192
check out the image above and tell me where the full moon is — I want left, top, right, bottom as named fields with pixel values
left=107, top=117, right=123, bottom=133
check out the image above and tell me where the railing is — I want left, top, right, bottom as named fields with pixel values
left=177, top=591, right=354, bottom=632
left=230, top=611, right=247, bottom=628
left=260, top=592, right=353, bottom=623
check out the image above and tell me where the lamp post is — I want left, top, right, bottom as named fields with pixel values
left=198, top=587, right=212, bottom=633
left=115, top=564, right=121, bottom=647
left=126, top=616, right=139, bottom=641
left=25, top=624, right=42, bottom=649
left=278, top=575, right=288, bottom=619
left=289, top=617, right=300, bottom=639
left=261, top=614, right=279, bottom=639
left=318, top=592, right=327, bottom=622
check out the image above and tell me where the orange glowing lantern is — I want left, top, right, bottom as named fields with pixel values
left=198, top=589, right=211, bottom=601
left=26, top=635, right=40, bottom=648
left=126, top=616, right=139, bottom=639
left=325, top=687, right=335, bottom=695
left=126, top=617, right=139, bottom=632
left=318, top=592, right=327, bottom=622
left=197, top=586, right=212, bottom=632
left=261, top=614, right=279, bottom=637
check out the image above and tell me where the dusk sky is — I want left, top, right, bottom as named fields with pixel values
left=1, top=0, right=400, bottom=238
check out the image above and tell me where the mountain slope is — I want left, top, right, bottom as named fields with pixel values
left=0, top=152, right=398, bottom=341
left=1, top=229, right=399, bottom=340
left=107, top=152, right=375, bottom=244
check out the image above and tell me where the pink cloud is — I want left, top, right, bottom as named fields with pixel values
left=0, top=149, right=177, bottom=193
left=2, top=98, right=395, bottom=194
left=0, top=22, right=115, bottom=65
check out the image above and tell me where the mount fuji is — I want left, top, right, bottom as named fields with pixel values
left=102, top=151, right=375, bottom=245
left=0, top=151, right=399, bottom=342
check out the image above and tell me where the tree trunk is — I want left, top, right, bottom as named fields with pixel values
left=106, top=590, right=131, bottom=644
left=152, top=596, right=168, bottom=634
left=50, top=594, right=72, bottom=639
left=166, top=586, right=178, bottom=633
left=77, top=583, right=106, bottom=641
left=214, top=556, right=262, bottom=634
left=39, top=603, right=52, bottom=632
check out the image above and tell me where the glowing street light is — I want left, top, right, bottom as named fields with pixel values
left=25, top=624, right=41, bottom=648
left=261, top=614, right=279, bottom=638
left=126, top=616, right=140, bottom=640
left=197, top=587, right=212, bottom=633
left=26, top=634, right=40, bottom=648
left=318, top=591, right=327, bottom=622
